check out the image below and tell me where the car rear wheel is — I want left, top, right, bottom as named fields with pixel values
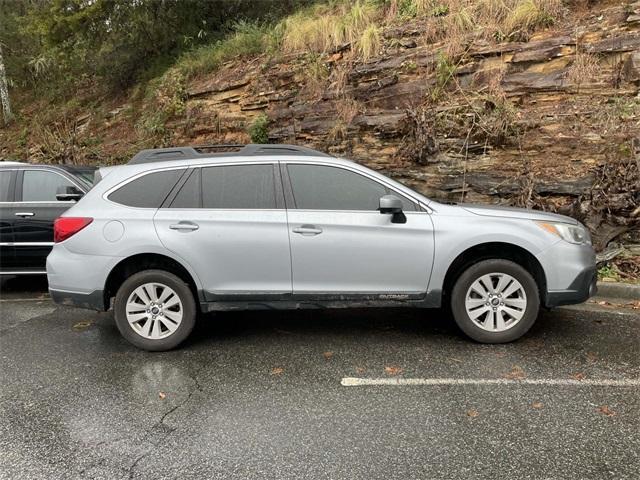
left=114, top=269, right=196, bottom=351
left=451, top=259, right=539, bottom=343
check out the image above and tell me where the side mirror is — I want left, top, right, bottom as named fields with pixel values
left=379, top=195, right=406, bottom=224
left=56, top=185, right=84, bottom=202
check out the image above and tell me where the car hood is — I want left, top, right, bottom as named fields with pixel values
left=461, top=204, right=578, bottom=224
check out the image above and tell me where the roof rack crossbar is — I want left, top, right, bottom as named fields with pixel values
left=128, top=143, right=331, bottom=165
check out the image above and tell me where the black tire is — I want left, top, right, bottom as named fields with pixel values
left=114, top=269, right=196, bottom=351
left=450, top=259, right=540, bottom=343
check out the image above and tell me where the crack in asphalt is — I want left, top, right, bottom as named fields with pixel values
left=126, top=366, right=205, bottom=479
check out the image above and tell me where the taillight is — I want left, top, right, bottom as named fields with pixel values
left=54, top=217, right=93, bottom=243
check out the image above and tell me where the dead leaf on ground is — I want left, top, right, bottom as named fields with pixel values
left=72, top=321, right=92, bottom=331
left=596, top=405, right=616, bottom=416
left=271, top=367, right=284, bottom=376
left=504, top=365, right=526, bottom=380
left=466, top=409, right=479, bottom=418
left=355, top=366, right=366, bottom=375
left=449, top=357, right=463, bottom=363
left=384, top=366, right=403, bottom=376
left=572, top=372, right=586, bottom=381
left=586, top=351, right=598, bottom=363
left=493, top=352, right=506, bottom=358
left=531, top=401, right=544, bottom=409
left=323, top=351, right=333, bottom=360
left=158, top=391, right=166, bottom=400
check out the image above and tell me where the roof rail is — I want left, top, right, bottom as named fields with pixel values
left=128, top=143, right=332, bottom=165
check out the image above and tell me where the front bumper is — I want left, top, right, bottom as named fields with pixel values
left=49, top=288, right=107, bottom=311
left=537, top=240, right=597, bottom=308
left=544, top=266, right=598, bottom=307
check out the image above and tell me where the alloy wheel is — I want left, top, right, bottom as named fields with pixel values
left=464, top=272, right=527, bottom=332
left=125, top=282, right=183, bottom=339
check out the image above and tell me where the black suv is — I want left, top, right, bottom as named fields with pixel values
left=0, top=162, right=96, bottom=275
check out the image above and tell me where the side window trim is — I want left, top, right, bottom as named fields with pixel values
left=282, top=162, right=419, bottom=212
left=16, top=168, right=83, bottom=204
left=279, top=161, right=298, bottom=209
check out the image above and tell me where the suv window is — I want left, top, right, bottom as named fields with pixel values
left=201, top=164, right=276, bottom=209
left=0, top=171, right=12, bottom=202
left=22, top=170, right=75, bottom=202
left=109, top=169, right=183, bottom=208
left=287, top=164, right=416, bottom=211
left=170, top=169, right=200, bottom=208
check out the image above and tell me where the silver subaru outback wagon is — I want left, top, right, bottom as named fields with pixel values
left=46, top=144, right=597, bottom=351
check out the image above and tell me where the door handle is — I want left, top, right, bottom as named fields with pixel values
left=169, top=222, right=199, bottom=232
left=15, top=212, right=35, bottom=217
left=292, top=224, right=323, bottom=236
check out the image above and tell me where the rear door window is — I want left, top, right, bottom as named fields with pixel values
left=201, top=164, right=276, bottom=209
left=109, top=169, right=184, bottom=208
left=169, top=169, right=201, bottom=208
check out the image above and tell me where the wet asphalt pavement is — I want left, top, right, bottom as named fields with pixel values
left=0, top=276, right=639, bottom=480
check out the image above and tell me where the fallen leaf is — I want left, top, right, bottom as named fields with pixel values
left=493, top=352, right=506, bottom=358
left=466, top=409, right=479, bottom=418
left=384, top=366, right=403, bottom=376
left=72, top=321, right=92, bottom=331
left=271, top=367, right=284, bottom=376
left=355, top=367, right=366, bottom=375
left=449, top=357, right=463, bottom=363
left=596, top=405, right=616, bottom=416
left=323, top=351, right=333, bottom=360
left=586, top=351, right=598, bottom=363
left=504, top=365, right=526, bottom=380
left=531, top=402, right=544, bottom=409
left=158, top=391, right=166, bottom=400
left=572, top=372, right=586, bottom=381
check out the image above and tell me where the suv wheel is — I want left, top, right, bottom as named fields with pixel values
left=114, top=270, right=196, bottom=351
left=450, top=259, right=539, bottom=343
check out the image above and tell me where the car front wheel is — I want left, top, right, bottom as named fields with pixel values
left=114, top=269, right=196, bottom=351
left=451, top=259, right=540, bottom=343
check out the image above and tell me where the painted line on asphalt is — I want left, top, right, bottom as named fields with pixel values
left=341, top=377, right=640, bottom=387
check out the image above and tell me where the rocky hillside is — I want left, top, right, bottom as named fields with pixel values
left=1, top=0, right=639, bottom=252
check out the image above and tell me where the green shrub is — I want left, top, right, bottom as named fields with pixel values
left=248, top=114, right=270, bottom=144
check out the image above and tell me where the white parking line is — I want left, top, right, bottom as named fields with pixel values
left=341, top=377, right=640, bottom=387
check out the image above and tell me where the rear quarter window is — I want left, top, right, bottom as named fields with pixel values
left=108, top=169, right=184, bottom=208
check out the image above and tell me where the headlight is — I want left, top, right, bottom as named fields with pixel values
left=536, top=221, right=591, bottom=245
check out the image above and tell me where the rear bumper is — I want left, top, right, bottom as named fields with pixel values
left=49, top=288, right=107, bottom=311
left=544, top=266, right=598, bottom=308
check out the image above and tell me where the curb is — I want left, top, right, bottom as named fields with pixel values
left=596, top=282, right=640, bottom=301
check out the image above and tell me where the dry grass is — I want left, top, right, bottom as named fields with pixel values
left=281, top=1, right=378, bottom=55
left=336, top=97, right=361, bottom=125
left=567, top=49, right=600, bottom=89
left=358, top=24, right=382, bottom=60
left=404, top=0, right=564, bottom=44
left=504, top=0, right=562, bottom=39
